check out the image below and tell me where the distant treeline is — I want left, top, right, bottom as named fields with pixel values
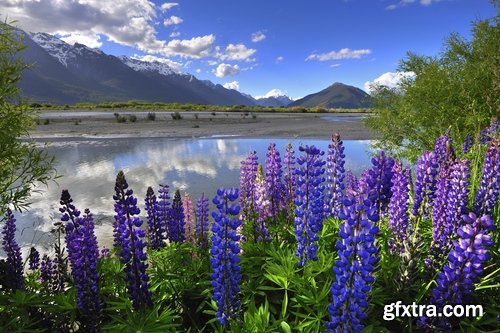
left=28, top=100, right=370, bottom=113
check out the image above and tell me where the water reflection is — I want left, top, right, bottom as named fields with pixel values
left=3, top=137, right=373, bottom=257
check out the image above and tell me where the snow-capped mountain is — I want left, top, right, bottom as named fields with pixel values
left=29, top=32, right=103, bottom=67
left=119, top=56, right=178, bottom=76
left=254, top=89, right=294, bottom=107
left=16, top=28, right=255, bottom=105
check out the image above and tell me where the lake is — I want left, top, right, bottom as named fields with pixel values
left=3, top=136, right=374, bottom=257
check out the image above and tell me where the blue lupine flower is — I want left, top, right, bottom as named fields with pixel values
left=446, top=159, right=470, bottom=230
left=462, top=134, right=473, bottom=154
left=480, top=117, right=499, bottom=144
left=210, top=187, right=242, bottom=325
left=265, top=143, right=285, bottom=217
left=60, top=190, right=102, bottom=331
left=1, top=209, right=24, bottom=291
left=434, top=131, right=455, bottom=167
left=40, top=254, right=56, bottom=292
left=326, top=185, right=380, bottom=333
left=362, top=151, right=395, bottom=216
left=388, top=161, right=410, bottom=253
left=157, top=184, right=171, bottom=240
left=145, top=186, right=165, bottom=249
left=418, top=213, right=496, bottom=332
left=283, top=143, right=296, bottom=208
left=294, top=145, right=326, bottom=267
left=240, top=151, right=259, bottom=221
left=473, top=138, right=500, bottom=216
left=195, top=193, right=210, bottom=251
left=114, top=171, right=152, bottom=310
left=412, top=151, right=438, bottom=217
left=325, top=133, right=346, bottom=218
left=345, top=170, right=359, bottom=193
left=168, top=189, right=185, bottom=242
left=28, top=247, right=40, bottom=270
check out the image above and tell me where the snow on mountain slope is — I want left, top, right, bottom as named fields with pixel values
left=119, top=56, right=178, bottom=76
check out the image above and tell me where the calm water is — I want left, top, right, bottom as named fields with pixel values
left=3, top=137, right=374, bottom=257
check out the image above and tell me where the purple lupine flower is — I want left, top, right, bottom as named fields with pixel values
left=28, top=247, right=40, bottom=270
left=418, top=213, right=496, bottom=332
left=168, top=189, right=185, bottom=242
left=388, top=161, right=411, bottom=253
left=473, top=139, right=500, bottom=216
left=462, top=134, right=473, bottom=154
left=265, top=143, right=285, bottom=217
left=1, top=209, right=24, bottom=291
left=446, top=159, right=470, bottom=230
left=114, top=171, right=152, bottom=310
left=412, top=151, right=438, bottom=217
left=60, top=190, right=102, bottom=330
left=210, top=187, right=242, bottom=326
left=254, top=165, right=271, bottom=242
left=326, top=185, right=380, bottom=333
left=429, top=161, right=453, bottom=263
left=157, top=184, right=171, bottom=240
left=362, top=151, right=395, bottom=216
left=145, top=186, right=165, bottom=250
left=434, top=131, right=455, bottom=166
left=294, top=145, right=326, bottom=267
left=195, top=193, right=210, bottom=251
left=40, top=254, right=56, bottom=292
left=325, top=133, right=346, bottom=218
left=100, top=247, right=111, bottom=258
left=283, top=143, right=297, bottom=208
left=480, top=117, right=499, bottom=144
left=345, top=170, right=359, bottom=193
left=183, top=193, right=195, bottom=245
left=239, top=151, right=258, bottom=221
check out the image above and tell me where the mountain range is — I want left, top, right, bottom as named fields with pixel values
left=14, top=27, right=371, bottom=108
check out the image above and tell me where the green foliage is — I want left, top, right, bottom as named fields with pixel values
left=0, top=22, right=56, bottom=213
left=366, top=14, right=499, bottom=161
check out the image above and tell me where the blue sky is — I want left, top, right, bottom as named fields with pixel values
left=0, top=0, right=496, bottom=99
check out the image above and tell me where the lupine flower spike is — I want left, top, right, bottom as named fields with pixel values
left=412, top=151, right=438, bottom=217
left=254, top=164, right=272, bottom=242
left=362, top=151, right=395, bottom=217
left=169, top=189, right=186, bottom=242
left=473, top=138, right=500, bottom=216
left=195, top=193, right=210, bottom=251
left=145, top=186, right=165, bottom=250
left=113, top=171, right=152, bottom=309
left=265, top=143, right=285, bottom=218
left=388, top=161, right=410, bottom=254
left=327, top=182, right=380, bottom=333
left=210, top=187, right=242, bottom=325
left=239, top=151, right=258, bottom=221
left=60, top=190, right=102, bottom=331
left=28, top=247, right=40, bottom=270
left=419, top=213, right=496, bottom=332
left=157, top=184, right=171, bottom=240
left=325, top=133, right=346, bottom=218
left=1, top=209, right=24, bottom=291
left=294, top=145, right=326, bottom=267
left=183, top=193, right=196, bottom=244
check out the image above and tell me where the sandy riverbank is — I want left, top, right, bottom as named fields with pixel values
left=28, top=110, right=378, bottom=140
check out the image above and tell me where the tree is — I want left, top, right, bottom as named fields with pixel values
left=0, top=22, right=56, bottom=213
left=365, top=13, right=499, bottom=161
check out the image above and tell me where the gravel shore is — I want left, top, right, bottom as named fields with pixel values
left=29, top=110, right=378, bottom=140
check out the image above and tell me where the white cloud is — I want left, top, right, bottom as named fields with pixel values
left=364, top=71, right=416, bottom=93
left=160, top=2, right=178, bottom=11
left=223, top=81, right=240, bottom=91
left=386, top=0, right=444, bottom=10
left=216, top=43, right=256, bottom=62
left=251, top=31, right=266, bottom=43
left=275, top=56, right=284, bottom=64
left=163, top=34, right=215, bottom=58
left=0, top=0, right=213, bottom=58
left=169, top=31, right=180, bottom=38
left=214, top=63, right=240, bottom=78
left=255, top=89, right=287, bottom=99
left=330, top=63, right=341, bottom=68
left=59, top=32, right=102, bottom=48
left=195, top=68, right=201, bottom=73
left=131, top=54, right=184, bottom=72
left=207, top=60, right=218, bottom=66
left=306, top=48, right=372, bottom=61
left=164, top=15, right=183, bottom=27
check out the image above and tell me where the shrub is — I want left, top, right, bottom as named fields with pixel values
left=147, top=112, right=156, bottom=121
left=171, top=112, right=183, bottom=120
left=128, top=114, right=137, bottom=123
